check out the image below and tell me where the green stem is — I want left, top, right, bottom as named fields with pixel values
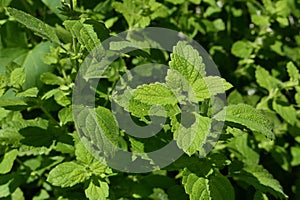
left=40, top=105, right=59, bottom=124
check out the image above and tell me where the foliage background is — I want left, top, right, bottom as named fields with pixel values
left=0, top=0, right=300, bottom=199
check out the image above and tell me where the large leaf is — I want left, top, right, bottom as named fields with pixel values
left=192, top=76, right=232, bottom=101
left=182, top=169, right=234, bottom=200
left=169, top=41, right=206, bottom=85
left=132, top=83, right=178, bottom=105
left=22, top=42, right=54, bottom=89
left=47, top=162, right=88, bottom=188
left=6, top=7, right=60, bottom=44
left=214, top=104, right=274, bottom=140
left=74, top=106, right=121, bottom=160
left=233, top=165, right=287, bottom=199
left=174, top=113, right=211, bottom=156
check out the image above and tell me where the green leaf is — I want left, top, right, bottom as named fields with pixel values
left=233, top=165, right=287, bottom=199
left=182, top=170, right=210, bottom=200
left=85, top=177, right=109, bottom=200
left=271, top=145, right=291, bottom=171
left=209, top=171, right=235, bottom=200
left=291, top=146, right=300, bottom=167
left=253, top=191, right=269, bottom=200
left=112, top=0, right=168, bottom=28
left=10, top=187, right=25, bottom=200
left=255, top=66, right=282, bottom=92
left=6, top=7, right=60, bottom=44
left=16, top=87, right=39, bottom=97
left=212, top=19, right=225, bottom=31
left=149, top=188, right=169, bottom=200
left=32, top=189, right=49, bottom=200
left=174, top=114, right=211, bottom=156
left=40, top=72, right=65, bottom=85
left=41, top=0, right=66, bottom=20
left=63, top=20, right=102, bottom=52
left=287, top=62, right=299, bottom=85
left=74, top=106, right=121, bottom=159
left=10, top=67, right=25, bottom=88
left=227, top=90, right=244, bottom=105
left=58, top=107, right=73, bottom=125
left=272, top=101, right=297, bottom=125
left=54, top=90, right=71, bottom=106
left=75, top=137, right=94, bottom=165
left=192, top=76, right=232, bottom=101
left=169, top=41, right=206, bottom=84
left=231, top=40, right=253, bottom=58
left=0, top=89, right=27, bottom=107
left=0, top=149, right=18, bottom=174
left=22, top=42, right=54, bottom=89
left=47, top=162, right=88, bottom=187
left=0, top=48, right=28, bottom=75
left=227, top=133, right=259, bottom=165
left=0, top=108, right=10, bottom=121
left=0, top=21, right=27, bottom=48
left=251, top=15, right=270, bottom=26
left=132, top=83, right=178, bottom=105
left=164, top=0, right=185, bottom=4
left=0, top=0, right=12, bottom=8
left=182, top=169, right=234, bottom=200
left=214, top=104, right=274, bottom=140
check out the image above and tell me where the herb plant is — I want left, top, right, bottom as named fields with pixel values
left=0, top=0, right=299, bottom=199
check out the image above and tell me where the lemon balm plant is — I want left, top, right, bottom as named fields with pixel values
left=0, top=0, right=298, bottom=199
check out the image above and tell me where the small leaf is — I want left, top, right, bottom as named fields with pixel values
left=273, top=101, right=297, bottom=125
left=287, top=62, right=299, bottom=83
left=10, top=68, right=25, bottom=88
left=291, top=146, right=300, bottom=167
left=0, top=149, right=18, bottom=174
left=40, top=72, right=65, bottom=85
left=63, top=20, right=102, bottom=52
left=58, top=107, right=73, bottom=125
left=182, top=169, right=210, bottom=200
left=228, top=133, right=260, bottom=165
left=214, top=104, right=274, bottom=139
left=16, top=87, right=39, bottom=97
left=47, top=162, right=88, bottom=187
left=231, top=40, right=253, bottom=58
left=255, top=66, right=282, bottom=92
left=6, top=7, right=60, bottom=44
left=253, top=191, right=269, bottom=200
left=85, top=177, right=109, bottom=200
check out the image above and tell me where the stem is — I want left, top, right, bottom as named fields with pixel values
left=40, top=105, right=59, bottom=124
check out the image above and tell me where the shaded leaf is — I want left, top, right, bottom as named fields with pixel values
left=214, top=104, right=274, bottom=139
